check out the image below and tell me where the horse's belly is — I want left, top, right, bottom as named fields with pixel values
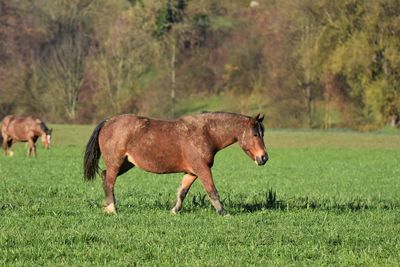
left=126, top=151, right=184, bottom=174
left=6, top=131, right=25, bottom=141
left=7, top=124, right=29, bottom=141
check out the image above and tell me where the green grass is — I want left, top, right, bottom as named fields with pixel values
left=0, top=125, right=399, bottom=266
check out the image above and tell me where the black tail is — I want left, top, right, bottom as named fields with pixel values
left=83, top=119, right=107, bottom=181
left=0, top=130, right=9, bottom=147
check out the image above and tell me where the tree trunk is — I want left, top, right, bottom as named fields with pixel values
left=170, top=38, right=176, bottom=118
left=305, top=85, right=312, bottom=128
left=389, top=114, right=399, bottom=127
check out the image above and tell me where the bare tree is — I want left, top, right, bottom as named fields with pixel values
left=40, top=0, right=93, bottom=121
left=88, top=3, right=160, bottom=118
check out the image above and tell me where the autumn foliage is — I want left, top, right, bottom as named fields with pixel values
left=0, top=0, right=399, bottom=129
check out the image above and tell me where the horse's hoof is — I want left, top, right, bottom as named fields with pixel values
left=103, top=203, right=117, bottom=214
left=217, top=209, right=229, bottom=216
left=170, top=207, right=179, bottom=215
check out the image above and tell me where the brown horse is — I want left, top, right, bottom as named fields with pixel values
left=83, top=112, right=268, bottom=215
left=1, top=115, right=52, bottom=157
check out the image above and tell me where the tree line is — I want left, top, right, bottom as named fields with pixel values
left=0, top=0, right=399, bottom=129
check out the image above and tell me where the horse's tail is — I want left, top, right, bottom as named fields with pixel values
left=0, top=128, right=8, bottom=147
left=83, top=119, right=107, bottom=181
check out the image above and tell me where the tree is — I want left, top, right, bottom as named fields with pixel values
left=39, top=0, right=94, bottom=122
left=88, top=1, right=160, bottom=119
left=322, top=0, right=400, bottom=127
left=153, top=0, right=188, bottom=117
left=0, top=0, right=47, bottom=117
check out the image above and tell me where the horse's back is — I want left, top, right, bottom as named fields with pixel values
left=100, top=114, right=185, bottom=146
left=1, top=115, right=38, bottom=140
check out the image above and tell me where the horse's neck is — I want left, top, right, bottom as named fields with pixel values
left=207, top=117, right=244, bottom=150
left=34, top=124, right=44, bottom=136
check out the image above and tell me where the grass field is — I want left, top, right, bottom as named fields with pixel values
left=0, top=125, right=400, bottom=266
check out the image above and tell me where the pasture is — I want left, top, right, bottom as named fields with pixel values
left=0, top=125, right=399, bottom=266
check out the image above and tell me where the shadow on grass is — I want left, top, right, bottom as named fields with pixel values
left=85, top=188, right=400, bottom=214
left=224, top=188, right=400, bottom=213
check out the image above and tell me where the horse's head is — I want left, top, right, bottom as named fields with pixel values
left=238, top=114, right=268, bottom=166
left=41, top=128, right=52, bottom=150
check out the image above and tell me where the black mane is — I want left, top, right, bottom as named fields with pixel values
left=39, top=121, right=51, bottom=135
left=199, top=111, right=264, bottom=136
left=255, top=121, right=264, bottom=137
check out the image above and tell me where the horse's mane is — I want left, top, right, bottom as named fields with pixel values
left=200, top=111, right=248, bottom=117
left=199, top=111, right=264, bottom=136
left=200, top=110, right=264, bottom=131
left=256, top=120, right=264, bottom=137
left=198, top=111, right=255, bottom=120
left=39, top=121, right=51, bottom=135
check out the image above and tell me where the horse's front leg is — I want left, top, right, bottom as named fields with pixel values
left=32, top=142, right=37, bottom=158
left=171, top=174, right=197, bottom=214
left=196, top=168, right=227, bottom=216
left=27, top=139, right=35, bottom=157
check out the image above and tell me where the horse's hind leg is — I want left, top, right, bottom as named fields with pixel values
left=7, top=139, right=14, bottom=157
left=171, top=174, right=197, bottom=214
left=102, top=154, right=134, bottom=213
left=102, top=168, right=119, bottom=214
left=102, top=157, right=134, bottom=214
left=2, top=133, right=10, bottom=156
left=8, top=145, right=13, bottom=157
left=2, top=136, right=7, bottom=156
left=117, top=157, right=134, bottom=176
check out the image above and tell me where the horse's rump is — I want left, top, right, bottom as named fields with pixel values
left=1, top=115, right=13, bottom=132
left=0, top=120, right=14, bottom=148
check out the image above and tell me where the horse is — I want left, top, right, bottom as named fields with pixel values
left=1, top=115, right=53, bottom=157
left=83, top=112, right=268, bottom=215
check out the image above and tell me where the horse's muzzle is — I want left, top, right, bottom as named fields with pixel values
left=256, top=154, right=268, bottom=166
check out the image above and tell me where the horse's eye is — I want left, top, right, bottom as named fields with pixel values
left=254, top=133, right=258, bottom=137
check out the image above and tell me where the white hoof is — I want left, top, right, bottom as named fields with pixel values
left=103, top=203, right=116, bottom=214
left=170, top=207, right=179, bottom=214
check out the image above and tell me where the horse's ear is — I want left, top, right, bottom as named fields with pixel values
left=255, top=113, right=264, bottom=122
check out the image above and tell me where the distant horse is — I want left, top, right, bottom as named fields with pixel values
left=83, top=112, right=268, bottom=215
left=1, top=115, right=52, bottom=157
